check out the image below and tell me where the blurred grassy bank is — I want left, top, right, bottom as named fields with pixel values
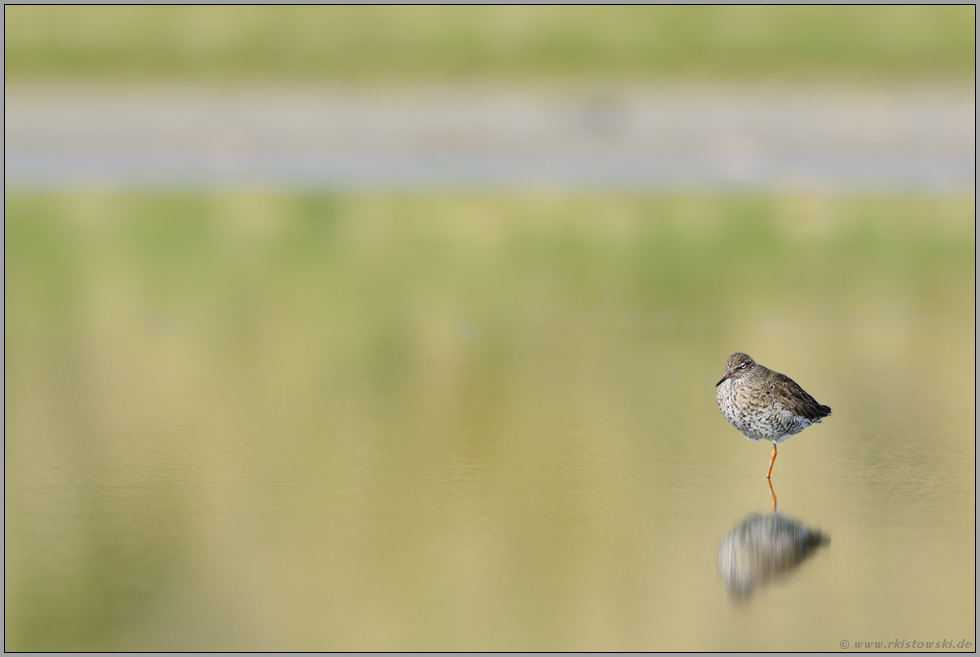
left=6, top=193, right=973, bottom=405
left=4, top=6, right=975, bottom=83
left=6, top=193, right=974, bottom=335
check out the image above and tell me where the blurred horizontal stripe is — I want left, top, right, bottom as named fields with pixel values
left=5, top=85, right=975, bottom=191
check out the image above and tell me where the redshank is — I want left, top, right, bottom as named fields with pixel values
left=716, top=353, right=831, bottom=478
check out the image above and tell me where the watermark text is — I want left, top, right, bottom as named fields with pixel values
left=841, top=639, right=973, bottom=650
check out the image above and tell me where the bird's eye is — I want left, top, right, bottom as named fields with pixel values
left=740, top=363, right=747, bottom=368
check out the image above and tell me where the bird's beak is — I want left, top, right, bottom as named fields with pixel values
left=716, top=371, right=732, bottom=386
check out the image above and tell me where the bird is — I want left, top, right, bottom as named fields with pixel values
left=716, top=353, right=831, bottom=478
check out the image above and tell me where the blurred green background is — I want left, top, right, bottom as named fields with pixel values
left=4, top=5, right=976, bottom=652
left=5, top=5, right=975, bottom=81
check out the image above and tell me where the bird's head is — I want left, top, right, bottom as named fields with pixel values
left=716, top=352, right=756, bottom=386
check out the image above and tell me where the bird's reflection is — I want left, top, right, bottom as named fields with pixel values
left=718, top=482, right=829, bottom=601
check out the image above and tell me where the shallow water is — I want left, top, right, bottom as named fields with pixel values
left=4, top=193, right=975, bottom=650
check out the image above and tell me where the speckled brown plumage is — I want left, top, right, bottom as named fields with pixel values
left=716, top=353, right=830, bottom=477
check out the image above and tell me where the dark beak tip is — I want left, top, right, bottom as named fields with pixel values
left=716, top=373, right=730, bottom=387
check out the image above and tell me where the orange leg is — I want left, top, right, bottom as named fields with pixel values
left=768, top=477, right=777, bottom=511
left=765, top=443, right=777, bottom=479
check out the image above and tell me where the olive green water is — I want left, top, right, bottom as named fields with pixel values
left=4, top=193, right=975, bottom=651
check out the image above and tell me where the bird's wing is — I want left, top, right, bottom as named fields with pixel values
left=768, top=372, right=832, bottom=420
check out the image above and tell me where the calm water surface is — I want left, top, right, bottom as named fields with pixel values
left=4, top=193, right=975, bottom=650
